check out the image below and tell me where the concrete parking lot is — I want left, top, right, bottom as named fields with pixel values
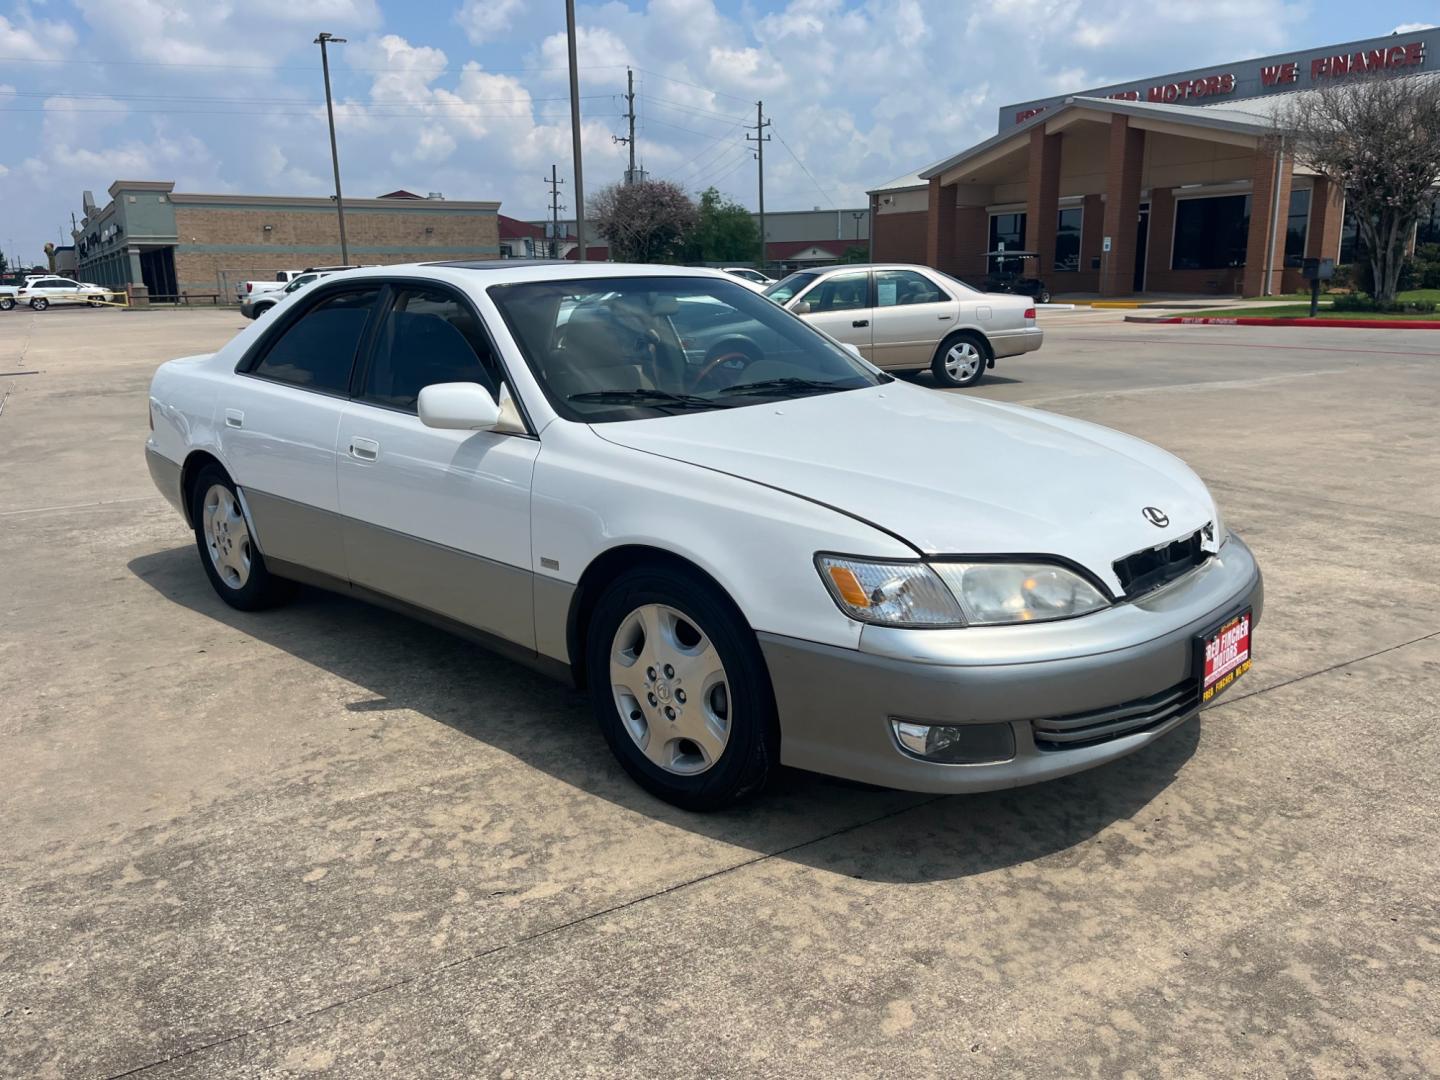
left=2, top=305, right=1438, bottom=1078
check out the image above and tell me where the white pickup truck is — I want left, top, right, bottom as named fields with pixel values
left=234, top=265, right=363, bottom=304
left=234, top=270, right=305, bottom=304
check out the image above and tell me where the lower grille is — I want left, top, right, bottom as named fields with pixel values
left=1032, top=680, right=1200, bottom=750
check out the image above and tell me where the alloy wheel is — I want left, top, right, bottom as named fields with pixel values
left=202, top=483, right=252, bottom=590
left=609, top=603, right=731, bottom=775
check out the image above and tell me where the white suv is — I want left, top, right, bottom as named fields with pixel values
left=16, top=277, right=116, bottom=310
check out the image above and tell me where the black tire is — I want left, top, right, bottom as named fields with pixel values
left=931, top=332, right=990, bottom=388
left=0, top=297, right=13, bottom=311
left=1036, top=289, right=1051, bottom=304
left=189, top=463, right=296, bottom=611
left=87, top=298, right=105, bottom=308
left=585, top=564, right=778, bottom=811
left=30, top=297, right=48, bottom=311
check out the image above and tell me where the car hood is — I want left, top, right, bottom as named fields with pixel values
left=593, top=383, right=1219, bottom=594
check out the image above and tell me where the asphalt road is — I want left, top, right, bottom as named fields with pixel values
left=2, top=306, right=1438, bottom=1078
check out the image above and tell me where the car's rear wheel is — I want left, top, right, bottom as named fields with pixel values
left=932, top=332, right=989, bottom=388
left=586, top=565, right=777, bottom=810
left=29, top=297, right=48, bottom=311
left=1035, top=289, right=1052, bottom=304
left=189, top=463, right=295, bottom=611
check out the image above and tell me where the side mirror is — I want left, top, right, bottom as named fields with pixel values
left=791, top=300, right=811, bottom=315
left=841, top=343, right=863, bottom=360
left=417, top=382, right=501, bottom=430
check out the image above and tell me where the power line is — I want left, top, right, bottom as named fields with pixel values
left=633, top=67, right=752, bottom=104
left=0, top=54, right=632, bottom=75
left=772, top=128, right=837, bottom=209
left=0, top=87, right=613, bottom=106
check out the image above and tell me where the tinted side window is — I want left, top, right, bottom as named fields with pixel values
left=252, top=289, right=379, bottom=393
left=805, top=273, right=869, bottom=312
left=360, top=288, right=499, bottom=412
left=875, top=270, right=946, bottom=307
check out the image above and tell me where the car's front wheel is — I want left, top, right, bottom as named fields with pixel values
left=189, top=463, right=295, bottom=611
left=0, top=297, right=13, bottom=311
left=29, top=297, right=48, bottom=311
left=932, top=332, right=989, bottom=388
left=586, top=565, right=777, bottom=810
left=87, top=297, right=105, bottom=308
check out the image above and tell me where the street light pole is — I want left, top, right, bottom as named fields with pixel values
left=314, top=32, right=350, bottom=266
left=564, top=0, right=586, bottom=261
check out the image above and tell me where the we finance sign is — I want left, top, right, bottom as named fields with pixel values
left=1000, top=32, right=1433, bottom=130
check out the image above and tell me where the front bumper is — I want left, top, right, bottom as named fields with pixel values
left=989, top=325, right=1043, bottom=358
left=761, top=534, right=1262, bottom=793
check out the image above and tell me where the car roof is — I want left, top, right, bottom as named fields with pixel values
left=327, top=260, right=738, bottom=288
left=784, top=263, right=940, bottom=276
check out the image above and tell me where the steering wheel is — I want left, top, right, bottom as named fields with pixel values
left=691, top=344, right=760, bottom=392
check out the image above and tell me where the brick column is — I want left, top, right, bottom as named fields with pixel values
left=1025, top=128, right=1062, bottom=278
left=1079, top=193, right=1104, bottom=285
left=1099, top=115, right=1144, bottom=295
left=925, top=178, right=957, bottom=272
left=1305, top=177, right=1344, bottom=262
left=1147, top=187, right=1175, bottom=287
left=1242, top=142, right=1293, bottom=297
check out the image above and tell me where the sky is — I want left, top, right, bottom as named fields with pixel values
left=0, top=0, right=1436, bottom=265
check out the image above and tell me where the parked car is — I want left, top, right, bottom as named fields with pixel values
left=235, top=270, right=305, bottom=305
left=982, top=251, right=1052, bottom=304
left=13, top=276, right=117, bottom=310
left=145, top=261, right=1260, bottom=810
left=722, top=267, right=775, bottom=287
left=241, top=270, right=339, bottom=319
left=765, top=263, right=1041, bottom=388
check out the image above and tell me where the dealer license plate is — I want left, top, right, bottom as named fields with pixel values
left=1198, top=610, right=1252, bottom=703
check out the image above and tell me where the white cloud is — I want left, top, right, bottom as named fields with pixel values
left=0, top=10, right=77, bottom=62
left=456, top=0, right=525, bottom=45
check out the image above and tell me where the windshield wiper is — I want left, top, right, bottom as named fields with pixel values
left=568, top=389, right=721, bottom=410
left=716, top=377, right=850, bottom=397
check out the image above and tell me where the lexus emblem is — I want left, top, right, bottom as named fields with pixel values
left=1142, top=506, right=1170, bottom=528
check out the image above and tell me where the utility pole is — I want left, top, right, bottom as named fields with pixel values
left=746, top=101, right=771, bottom=271
left=314, top=32, right=350, bottom=265
left=545, top=166, right=566, bottom=260
left=564, top=0, right=586, bottom=261
left=613, top=67, right=638, bottom=183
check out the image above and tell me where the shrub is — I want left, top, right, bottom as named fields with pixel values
left=1331, top=293, right=1436, bottom=314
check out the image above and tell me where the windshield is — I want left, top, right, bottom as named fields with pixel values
left=763, top=271, right=817, bottom=305
left=489, top=275, right=886, bottom=423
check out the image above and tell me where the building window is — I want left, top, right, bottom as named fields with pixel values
left=1417, top=197, right=1440, bottom=246
left=1283, top=189, right=1311, bottom=268
left=1339, top=198, right=1360, bottom=263
left=1172, top=194, right=1251, bottom=270
left=1055, top=207, right=1081, bottom=271
left=988, top=212, right=1026, bottom=254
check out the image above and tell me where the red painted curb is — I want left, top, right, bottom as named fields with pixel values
left=1127, top=315, right=1440, bottom=329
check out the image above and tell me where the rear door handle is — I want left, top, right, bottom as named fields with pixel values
left=938, top=314, right=953, bottom=320
left=349, top=437, right=380, bottom=462
left=224, top=409, right=243, bottom=428
left=852, top=319, right=869, bottom=328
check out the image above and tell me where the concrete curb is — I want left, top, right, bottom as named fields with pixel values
left=1124, top=314, right=1440, bottom=330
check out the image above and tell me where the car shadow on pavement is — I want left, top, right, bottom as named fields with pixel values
left=128, top=545, right=1197, bottom=885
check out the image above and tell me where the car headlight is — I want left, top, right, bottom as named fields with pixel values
left=816, top=556, right=965, bottom=627
left=816, top=556, right=1110, bottom=628
left=931, top=562, right=1109, bottom=625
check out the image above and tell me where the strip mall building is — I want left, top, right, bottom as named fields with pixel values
left=869, top=30, right=1438, bottom=297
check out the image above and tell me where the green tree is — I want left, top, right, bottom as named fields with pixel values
left=689, top=187, right=760, bottom=264
left=1277, top=74, right=1440, bottom=303
left=590, top=180, right=697, bottom=263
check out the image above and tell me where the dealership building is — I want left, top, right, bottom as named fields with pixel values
left=870, top=29, right=1438, bottom=297
left=72, top=182, right=500, bottom=301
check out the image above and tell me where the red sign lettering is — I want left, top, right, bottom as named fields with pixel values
left=1146, top=72, right=1235, bottom=102
left=1313, top=41, right=1426, bottom=81
left=1015, top=106, right=1046, bottom=124
left=1260, top=62, right=1298, bottom=86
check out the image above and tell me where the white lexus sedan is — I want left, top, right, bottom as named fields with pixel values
left=146, top=261, right=1261, bottom=810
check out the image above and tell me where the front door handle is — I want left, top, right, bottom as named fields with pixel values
left=852, top=319, right=869, bottom=328
left=938, top=314, right=953, bottom=320
left=225, top=409, right=243, bottom=428
left=349, top=437, right=380, bottom=462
